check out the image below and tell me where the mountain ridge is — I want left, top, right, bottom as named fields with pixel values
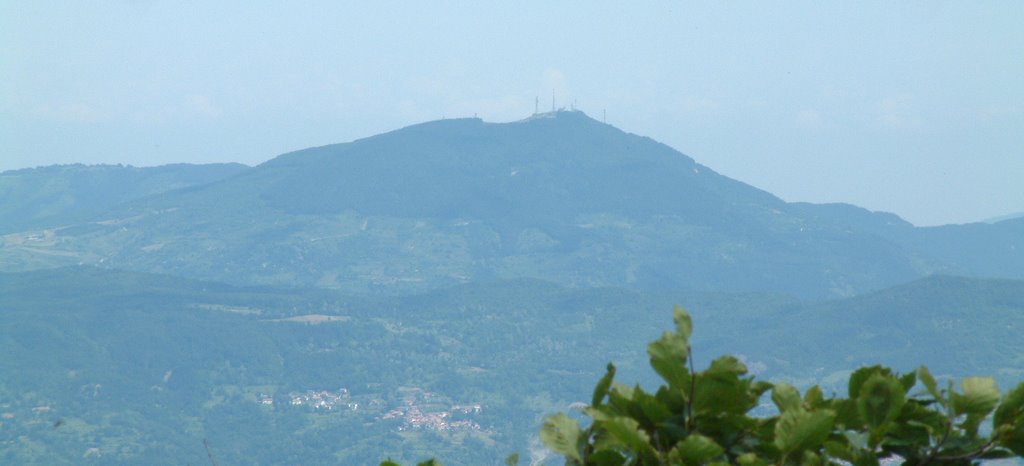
left=0, top=162, right=249, bottom=234
left=1, top=111, right=1019, bottom=298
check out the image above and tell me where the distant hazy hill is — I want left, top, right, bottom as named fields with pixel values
left=722, top=274, right=1024, bottom=388
left=0, top=163, right=249, bottom=234
left=984, top=211, right=1024, bottom=224
left=1, top=112, right=1020, bottom=298
left=791, top=202, right=1024, bottom=283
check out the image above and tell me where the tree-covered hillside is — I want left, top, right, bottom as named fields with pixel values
left=2, top=267, right=1022, bottom=464
left=0, top=163, right=249, bottom=234
left=6, top=112, right=1020, bottom=300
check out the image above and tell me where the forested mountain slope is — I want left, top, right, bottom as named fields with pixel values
left=12, top=112, right=1019, bottom=298
left=0, top=163, right=249, bottom=234
left=2, top=267, right=1022, bottom=464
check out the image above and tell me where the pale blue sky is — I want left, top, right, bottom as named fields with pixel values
left=3, top=1, right=1022, bottom=225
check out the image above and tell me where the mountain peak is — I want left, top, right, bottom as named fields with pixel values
left=388, top=109, right=607, bottom=138
left=516, top=109, right=600, bottom=124
left=247, top=107, right=732, bottom=221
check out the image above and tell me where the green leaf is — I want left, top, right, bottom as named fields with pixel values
left=895, top=402, right=944, bottom=442
left=606, top=383, right=636, bottom=415
left=800, top=450, right=822, bottom=466
left=672, top=305, right=693, bottom=342
left=504, top=453, right=519, bottom=466
left=752, top=380, right=775, bottom=397
left=669, top=434, right=724, bottom=464
left=962, top=412, right=987, bottom=437
left=736, top=452, right=767, bottom=466
left=823, top=440, right=854, bottom=461
left=693, top=369, right=756, bottom=415
left=654, top=385, right=687, bottom=413
left=917, top=366, right=944, bottom=406
left=804, top=385, right=825, bottom=408
left=380, top=461, right=401, bottom=466
left=772, top=383, right=802, bottom=413
left=1000, top=422, right=1024, bottom=456
left=603, top=416, right=655, bottom=457
left=584, top=405, right=612, bottom=422
left=830, top=398, right=859, bottom=429
left=587, top=450, right=628, bottom=466
left=708, top=354, right=747, bottom=375
left=648, top=332, right=691, bottom=391
left=848, top=366, right=890, bottom=399
left=842, top=430, right=869, bottom=450
left=952, top=377, right=1000, bottom=417
left=856, top=374, right=905, bottom=430
left=540, top=413, right=583, bottom=463
left=774, top=409, right=836, bottom=453
left=633, top=388, right=672, bottom=426
left=592, top=363, right=617, bottom=406
left=899, top=371, right=917, bottom=393
left=416, top=461, right=441, bottom=466
left=995, top=382, right=1024, bottom=427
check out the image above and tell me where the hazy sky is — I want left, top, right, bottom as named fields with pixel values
left=3, top=1, right=1022, bottom=226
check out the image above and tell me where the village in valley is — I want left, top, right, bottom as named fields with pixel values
left=382, top=387, right=482, bottom=432
left=255, top=386, right=483, bottom=433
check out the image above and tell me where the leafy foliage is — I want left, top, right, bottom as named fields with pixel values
left=535, top=307, right=1024, bottom=465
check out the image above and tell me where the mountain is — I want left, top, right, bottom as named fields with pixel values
left=1, top=111, right=1020, bottom=298
left=3, top=112, right=1022, bottom=463
left=0, top=163, right=249, bottom=234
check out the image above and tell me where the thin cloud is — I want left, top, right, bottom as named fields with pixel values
left=796, top=109, right=822, bottom=127
left=876, top=95, right=923, bottom=130
left=452, top=95, right=526, bottom=121
left=183, top=95, right=221, bottom=117
left=31, top=102, right=109, bottom=123
left=679, top=96, right=721, bottom=114
left=541, top=68, right=570, bottom=110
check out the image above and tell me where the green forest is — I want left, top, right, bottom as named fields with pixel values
left=2, top=267, right=1023, bottom=465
